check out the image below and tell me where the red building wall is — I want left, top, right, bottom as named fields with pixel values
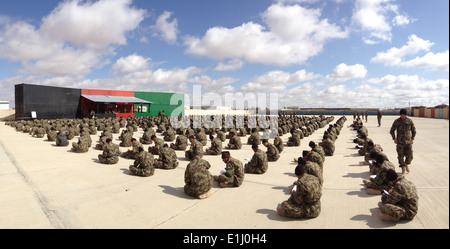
left=81, top=89, right=136, bottom=118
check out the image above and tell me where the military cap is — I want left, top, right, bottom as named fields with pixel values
left=386, top=169, right=398, bottom=181
left=221, top=151, right=230, bottom=159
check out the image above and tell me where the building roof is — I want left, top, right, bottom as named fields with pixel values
left=82, top=95, right=152, bottom=104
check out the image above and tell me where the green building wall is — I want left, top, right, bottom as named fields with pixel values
left=134, top=92, right=184, bottom=117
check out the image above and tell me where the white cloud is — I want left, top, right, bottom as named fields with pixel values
left=214, top=59, right=244, bottom=71
left=326, top=63, right=367, bottom=83
left=0, top=0, right=146, bottom=77
left=112, top=54, right=150, bottom=75
left=240, top=69, right=320, bottom=92
left=351, top=0, right=413, bottom=44
left=371, top=35, right=448, bottom=71
left=151, top=11, right=179, bottom=44
left=184, top=3, right=348, bottom=66
left=40, top=0, right=145, bottom=51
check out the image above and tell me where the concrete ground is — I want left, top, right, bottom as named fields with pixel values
left=0, top=115, right=448, bottom=229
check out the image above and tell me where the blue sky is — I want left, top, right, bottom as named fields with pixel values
left=0, top=0, right=448, bottom=109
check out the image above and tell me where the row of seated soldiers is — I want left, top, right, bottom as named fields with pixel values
left=348, top=117, right=418, bottom=222
left=5, top=114, right=337, bottom=168
left=276, top=115, right=346, bottom=218
left=349, top=117, right=394, bottom=195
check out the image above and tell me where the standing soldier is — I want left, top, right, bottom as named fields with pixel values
left=213, top=151, right=244, bottom=188
left=129, top=147, right=155, bottom=177
left=390, top=109, right=416, bottom=174
left=377, top=109, right=382, bottom=127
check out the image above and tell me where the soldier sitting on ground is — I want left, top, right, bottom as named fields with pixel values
left=98, top=138, right=121, bottom=164
left=277, top=163, right=322, bottom=219
left=213, top=151, right=244, bottom=188
left=121, top=138, right=144, bottom=159
left=129, top=147, right=155, bottom=177
left=244, top=144, right=268, bottom=174
left=56, top=131, right=69, bottom=146
left=184, top=151, right=213, bottom=199
left=154, top=144, right=179, bottom=169
left=204, top=134, right=222, bottom=155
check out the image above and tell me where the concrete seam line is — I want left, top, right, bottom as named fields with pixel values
left=0, top=140, right=64, bottom=229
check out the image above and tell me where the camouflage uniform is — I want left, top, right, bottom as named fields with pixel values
left=140, top=129, right=155, bottom=144
left=247, top=132, right=261, bottom=145
left=390, top=117, right=416, bottom=167
left=121, top=141, right=144, bottom=159
left=170, top=135, right=188, bottom=150
left=380, top=175, right=419, bottom=220
left=71, top=137, right=90, bottom=153
left=154, top=147, right=179, bottom=169
left=217, top=157, right=245, bottom=187
left=312, top=145, right=325, bottom=161
left=205, top=137, right=222, bottom=155
left=184, top=158, right=213, bottom=197
left=163, top=128, right=176, bottom=141
left=287, top=130, right=301, bottom=147
left=305, top=161, right=323, bottom=186
left=280, top=173, right=322, bottom=218
left=265, top=142, right=280, bottom=162
left=119, top=132, right=132, bottom=147
left=319, top=138, right=334, bottom=156
left=244, top=148, right=268, bottom=174
left=47, top=130, right=57, bottom=141
left=185, top=139, right=204, bottom=159
left=56, top=132, right=69, bottom=146
left=227, top=135, right=242, bottom=150
left=129, top=151, right=155, bottom=177
left=365, top=160, right=395, bottom=191
left=149, top=137, right=165, bottom=156
left=98, top=142, right=121, bottom=164
left=273, top=136, right=284, bottom=153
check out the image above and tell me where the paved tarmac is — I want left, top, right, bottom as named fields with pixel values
left=0, top=115, right=448, bottom=229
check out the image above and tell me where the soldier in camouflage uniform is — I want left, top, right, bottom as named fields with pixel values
left=129, top=147, right=155, bottom=177
left=139, top=128, right=155, bottom=144
left=185, top=135, right=204, bottom=159
left=56, top=131, right=69, bottom=146
left=163, top=126, right=176, bottom=142
left=213, top=152, right=244, bottom=188
left=148, top=135, right=165, bottom=156
left=277, top=164, right=322, bottom=218
left=119, top=130, right=132, bottom=147
left=170, top=132, right=188, bottom=150
left=47, top=127, right=57, bottom=141
left=121, top=138, right=144, bottom=159
left=71, top=136, right=90, bottom=153
left=262, top=139, right=279, bottom=162
left=244, top=144, right=268, bottom=174
left=98, top=138, right=121, bottom=164
left=297, top=157, right=323, bottom=186
left=363, top=154, right=395, bottom=195
left=205, top=134, right=222, bottom=155
left=273, top=134, right=284, bottom=153
left=319, top=134, right=334, bottom=156
left=390, top=109, right=416, bottom=174
left=378, top=169, right=419, bottom=221
left=226, top=131, right=242, bottom=150
left=287, top=129, right=301, bottom=147
left=363, top=141, right=383, bottom=164
left=184, top=151, right=213, bottom=199
left=247, top=128, right=261, bottom=145
left=309, top=141, right=325, bottom=161
left=154, top=144, right=179, bottom=169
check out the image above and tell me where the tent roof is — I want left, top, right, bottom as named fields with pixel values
left=82, top=95, right=152, bottom=104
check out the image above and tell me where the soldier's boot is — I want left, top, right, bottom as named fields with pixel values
left=366, top=188, right=381, bottom=195
left=401, top=166, right=406, bottom=174
left=198, top=189, right=213, bottom=199
left=276, top=204, right=286, bottom=217
left=219, top=182, right=234, bottom=188
left=378, top=202, right=384, bottom=209
left=361, top=161, right=370, bottom=165
left=380, top=213, right=400, bottom=221
left=405, top=165, right=410, bottom=173
left=362, top=179, right=370, bottom=185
